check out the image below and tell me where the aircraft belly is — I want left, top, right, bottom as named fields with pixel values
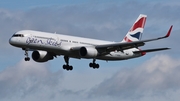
left=97, top=52, right=142, bottom=61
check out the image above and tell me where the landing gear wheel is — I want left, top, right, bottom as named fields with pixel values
left=63, top=65, right=66, bottom=69
left=25, top=57, right=30, bottom=61
left=89, top=63, right=99, bottom=69
left=95, top=64, right=99, bottom=68
left=62, top=56, right=73, bottom=71
left=89, top=59, right=100, bottom=69
left=62, top=65, right=73, bottom=71
left=24, top=49, right=30, bottom=61
left=69, top=66, right=73, bottom=70
left=89, top=63, right=93, bottom=67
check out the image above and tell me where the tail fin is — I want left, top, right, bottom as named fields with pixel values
left=122, top=14, right=147, bottom=42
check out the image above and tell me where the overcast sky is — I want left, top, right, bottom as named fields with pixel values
left=0, top=0, right=180, bottom=101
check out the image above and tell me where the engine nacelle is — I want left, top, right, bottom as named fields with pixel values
left=32, top=50, right=53, bottom=62
left=79, top=47, right=98, bottom=58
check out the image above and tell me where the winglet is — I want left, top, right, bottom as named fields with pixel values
left=165, top=25, right=173, bottom=37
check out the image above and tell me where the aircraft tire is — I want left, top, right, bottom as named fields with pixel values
left=25, top=57, right=30, bottom=61
left=89, top=63, right=93, bottom=67
left=63, top=65, right=73, bottom=71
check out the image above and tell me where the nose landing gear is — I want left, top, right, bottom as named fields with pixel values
left=24, top=49, right=30, bottom=61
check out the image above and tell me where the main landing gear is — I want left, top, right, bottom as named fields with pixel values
left=89, top=59, right=99, bottom=69
left=62, top=57, right=100, bottom=71
left=24, top=49, right=30, bottom=61
left=63, top=56, right=73, bottom=71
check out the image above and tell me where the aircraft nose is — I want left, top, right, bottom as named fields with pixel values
left=9, top=37, right=16, bottom=46
left=9, top=37, right=13, bottom=45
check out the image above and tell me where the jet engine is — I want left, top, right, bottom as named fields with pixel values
left=79, top=47, right=98, bottom=58
left=32, top=50, right=53, bottom=62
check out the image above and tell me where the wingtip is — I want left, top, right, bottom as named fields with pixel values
left=165, top=47, right=171, bottom=50
left=165, top=25, right=173, bottom=37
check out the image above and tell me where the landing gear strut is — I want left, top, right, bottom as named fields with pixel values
left=24, top=49, right=30, bottom=61
left=89, top=59, right=99, bottom=69
left=63, top=56, right=73, bottom=71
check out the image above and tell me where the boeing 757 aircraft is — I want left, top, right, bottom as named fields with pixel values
left=9, top=14, right=172, bottom=71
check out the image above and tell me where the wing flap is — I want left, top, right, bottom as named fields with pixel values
left=96, top=41, right=145, bottom=54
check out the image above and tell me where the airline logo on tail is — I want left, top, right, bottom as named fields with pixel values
left=122, top=14, right=147, bottom=42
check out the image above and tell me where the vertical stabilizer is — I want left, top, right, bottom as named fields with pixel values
left=122, top=14, right=147, bottom=42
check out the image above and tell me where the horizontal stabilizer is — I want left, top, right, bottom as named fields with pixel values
left=133, top=48, right=170, bottom=54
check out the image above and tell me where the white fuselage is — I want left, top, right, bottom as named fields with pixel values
left=9, top=30, right=142, bottom=61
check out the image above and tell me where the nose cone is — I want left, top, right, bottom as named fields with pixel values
left=9, top=37, right=17, bottom=46
left=9, top=37, right=13, bottom=45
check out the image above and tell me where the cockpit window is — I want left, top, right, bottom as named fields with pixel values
left=12, top=34, right=24, bottom=37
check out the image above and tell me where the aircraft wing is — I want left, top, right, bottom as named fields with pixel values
left=133, top=48, right=170, bottom=54
left=95, top=25, right=172, bottom=54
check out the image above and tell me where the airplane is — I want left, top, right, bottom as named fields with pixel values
left=9, top=14, right=173, bottom=71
